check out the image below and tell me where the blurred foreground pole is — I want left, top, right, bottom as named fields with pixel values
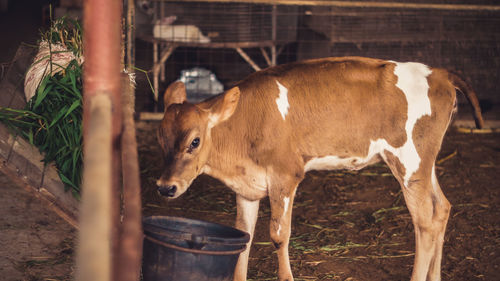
left=77, top=0, right=122, bottom=280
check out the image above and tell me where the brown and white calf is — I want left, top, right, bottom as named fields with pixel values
left=156, top=57, right=484, bottom=281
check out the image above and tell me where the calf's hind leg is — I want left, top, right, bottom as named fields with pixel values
left=384, top=153, right=451, bottom=281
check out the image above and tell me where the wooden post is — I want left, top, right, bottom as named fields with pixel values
left=153, top=44, right=176, bottom=101
left=127, top=0, right=135, bottom=71
left=116, top=75, right=143, bottom=281
left=153, top=42, right=159, bottom=102
left=271, top=4, right=277, bottom=65
left=160, top=0, right=166, bottom=82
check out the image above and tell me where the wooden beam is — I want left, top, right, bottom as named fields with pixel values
left=137, top=36, right=274, bottom=48
left=116, top=76, right=143, bottom=281
left=236, top=47, right=261, bottom=71
left=260, top=47, right=272, bottom=66
left=155, top=0, right=500, bottom=11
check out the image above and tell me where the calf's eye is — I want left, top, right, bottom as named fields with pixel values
left=190, top=137, right=200, bottom=150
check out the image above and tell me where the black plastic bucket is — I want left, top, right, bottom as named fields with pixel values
left=142, top=216, right=250, bottom=281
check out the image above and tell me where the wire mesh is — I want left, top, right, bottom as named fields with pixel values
left=134, top=0, right=500, bottom=111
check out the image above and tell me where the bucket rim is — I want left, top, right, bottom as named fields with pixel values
left=144, top=235, right=248, bottom=255
left=143, top=215, right=250, bottom=246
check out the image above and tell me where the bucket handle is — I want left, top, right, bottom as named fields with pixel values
left=144, top=235, right=247, bottom=256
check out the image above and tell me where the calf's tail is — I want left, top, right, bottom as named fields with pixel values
left=448, top=72, right=485, bottom=129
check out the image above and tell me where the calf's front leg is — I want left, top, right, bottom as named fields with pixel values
left=234, top=195, right=260, bottom=281
left=268, top=175, right=301, bottom=281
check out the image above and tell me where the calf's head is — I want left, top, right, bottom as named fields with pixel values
left=156, top=81, right=240, bottom=198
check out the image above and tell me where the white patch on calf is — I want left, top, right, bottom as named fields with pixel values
left=431, top=164, right=438, bottom=191
left=431, top=164, right=442, bottom=204
left=392, top=62, right=432, bottom=187
left=203, top=164, right=269, bottom=201
left=304, top=156, right=343, bottom=172
left=275, top=81, right=289, bottom=120
left=277, top=196, right=291, bottom=236
left=283, top=197, right=290, bottom=215
left=238, top=197, right=260, bottom=231
left=305, top=139, right=388, bottom=172
left=305, top=136, right=437, bottom=189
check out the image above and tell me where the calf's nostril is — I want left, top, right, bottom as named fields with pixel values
left=158, top=185, right=177, bottom=197
left=167, top=185, right=177, bottom=196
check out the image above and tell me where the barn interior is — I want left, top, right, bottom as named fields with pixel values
left=0, top=1, right=499, bottom=280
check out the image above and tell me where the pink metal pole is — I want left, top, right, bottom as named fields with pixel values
left=82, top=0, right=122, bottom=280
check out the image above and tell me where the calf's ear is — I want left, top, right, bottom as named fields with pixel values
left=208, top=86, right=240, bottom=128
left=163, top=81, right=186, bottom=110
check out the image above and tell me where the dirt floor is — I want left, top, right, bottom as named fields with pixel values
left=0, top=120, right=498, bottom=281
left=0, top=172, right=75, bottom=281
left=137, top=121, right=500, bottom=281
